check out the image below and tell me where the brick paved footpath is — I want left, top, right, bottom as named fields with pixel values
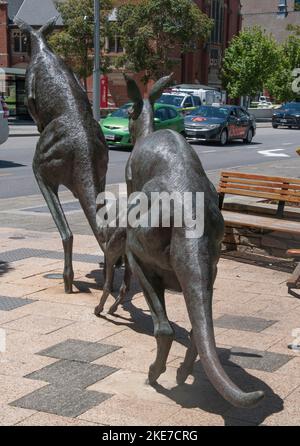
left=0, top=187, right=300, bottom=426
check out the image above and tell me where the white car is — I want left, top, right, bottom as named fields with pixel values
left=0, top=98, right=9, bottom=145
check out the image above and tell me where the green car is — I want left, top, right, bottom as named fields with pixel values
left=100, top=103, right=185, bottom=148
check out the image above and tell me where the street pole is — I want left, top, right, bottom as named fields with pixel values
left=93, top=0, right=101, bottom=121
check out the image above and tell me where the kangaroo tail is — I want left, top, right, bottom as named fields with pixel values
left=171, top=232, right=264, bottom=408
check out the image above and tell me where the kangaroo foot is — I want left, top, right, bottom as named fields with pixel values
left=176, top=363, right=192, bottom=385
left=94, top=305, right=104, bottom=317
left=63, top=271, right=74, bottom=294
left=108, top=291, right=125, bottom=315
left=107, top=302, right=119, bottom=315
left=148, top=362, right=167, bottom=385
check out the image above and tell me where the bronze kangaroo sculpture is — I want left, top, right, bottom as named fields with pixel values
left=16, top=17, right=130, bottom=308
left=15, top=17, right=109, bottom=294
left=124, top=74, right=264, bottom=408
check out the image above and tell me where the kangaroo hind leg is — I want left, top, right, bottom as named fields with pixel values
left=127, top=251, right=174, bottom=384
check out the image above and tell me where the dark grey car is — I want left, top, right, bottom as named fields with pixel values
left=184, top=105, right=256, bottom=145
left=272, top=102, right=300, bottom=129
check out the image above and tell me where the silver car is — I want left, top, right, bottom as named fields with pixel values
left=0, top=98, right=9, bottom=145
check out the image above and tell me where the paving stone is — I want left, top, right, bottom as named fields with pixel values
left=214, top=314, right=278, bottom=333
left=37, top=339, right=121, bottom=363
left=220, top=347, right=292, bottom=373
left=25, top=360, right=118, bottom=388
left=0, top=296, right=36, bottom=311
left=10, top=385, right=112, bottom=418
left=0, top=248, right=103, bottom=264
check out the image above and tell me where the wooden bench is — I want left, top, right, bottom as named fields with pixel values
left=218, top=171, right=300, bottom=293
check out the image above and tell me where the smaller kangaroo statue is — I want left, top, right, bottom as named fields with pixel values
left=15, top=17, right=108, bottom=294
left=123, top=73, right=264, bottom=408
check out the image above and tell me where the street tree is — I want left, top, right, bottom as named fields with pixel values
left=116, top=0, right=213, bottom=83
left=266, top=35, right=300, bottom=102
left=221, top=27, right=279, bottom=100
left=49, top=0, right=113, bottom=89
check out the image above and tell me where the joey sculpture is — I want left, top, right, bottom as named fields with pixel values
left=15, top=17, right=109, bottom=294
left=124, top=74, right=265, bottom=408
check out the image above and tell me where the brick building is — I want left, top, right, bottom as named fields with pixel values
left=0, top=0, right=242, bottom=115
left=241, top=0, right=300, bottom=42
left=0, top=0, right=63, bottom=116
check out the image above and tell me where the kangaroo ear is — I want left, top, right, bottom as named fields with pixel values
left=39, top=16, right=59, bottom=38
left=124, top=74, right=143, bottom=120
left=149, top=73, right=174, bottom=105
left=14, top=18, right=33, bottom=35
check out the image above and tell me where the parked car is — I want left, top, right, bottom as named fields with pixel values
left=100, top=103, right=185, bottom=148
left=156, top=92, right=201, bottom=114
left=0, top=97, right=9, bottom=145
left=272, top=102, right=300, bottom=129
left=184, top=105, right=256, bottom=145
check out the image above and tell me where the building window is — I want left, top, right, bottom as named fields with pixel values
left=210, top=0, right=224, bottom=45
left=105, top=35, right=123, bottom=53
left=13, top=31, right=28, bottom=53
left=295, top=0, right=300, bottom=11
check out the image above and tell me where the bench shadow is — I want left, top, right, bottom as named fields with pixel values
left=153, top=349, right=283, bottom=426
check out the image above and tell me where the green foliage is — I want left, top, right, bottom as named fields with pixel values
left=116, top=0, right=213, bottom=83
left=221, top=27, right=279, bottom=99
left=266, top=35, right=300, bottom=102
left=287, top=23, right=300, bottom=36
left=49, top=0, right=112, bottom=85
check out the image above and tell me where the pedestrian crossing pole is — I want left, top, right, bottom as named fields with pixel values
left=93, top=0, right=101, bottom=122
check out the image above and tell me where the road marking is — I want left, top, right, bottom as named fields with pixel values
left=258, top=149, right=290, bottom=158
left=282, top=143, right=293, bottom=146
left=0, top=173, right=10, bottom=177
left=202, top=150, right=217, bottom=154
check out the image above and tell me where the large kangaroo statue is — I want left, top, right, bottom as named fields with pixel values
left=15, top=17, right=108, bottom=294
left=124, top=74, right=264, bottom=408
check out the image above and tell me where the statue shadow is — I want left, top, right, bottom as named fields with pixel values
left=153, top=350, right=283, bottom=426
left=83, top=266, right=283, bottom=424
left=0, top=260, right=12, bottom=277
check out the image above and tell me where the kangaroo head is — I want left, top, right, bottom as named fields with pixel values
left=14, top=16, right=58, bottom=56
left=124, top=73, right=174, bottom=144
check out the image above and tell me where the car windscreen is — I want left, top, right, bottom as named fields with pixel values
left=110, top=104, right=131, bottom=118
left=157, top=95, right=183, bottom=107
left=279, top=103, right=300, bottom=111
left=188, top=106, right=230, bottom=119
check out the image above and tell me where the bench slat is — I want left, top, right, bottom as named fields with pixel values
left=287, top=249, right=300, bottom=257
left=220, top=178, right=300, bottom=190
left=219, top=184, right=300, bottom=201
left=219, top=182, right=300, bottom=196
left=222, top=210, right=300, bottom=234
left=220, top=171, right=300, bottom=185
left=218, top=188, right=300, bottom=202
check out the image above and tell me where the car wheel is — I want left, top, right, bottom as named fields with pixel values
left=272, top=124, right=278, bottom=129
left=219, top=129, right=228, bottom=146
left=243, top=127, right=253, bottom=144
